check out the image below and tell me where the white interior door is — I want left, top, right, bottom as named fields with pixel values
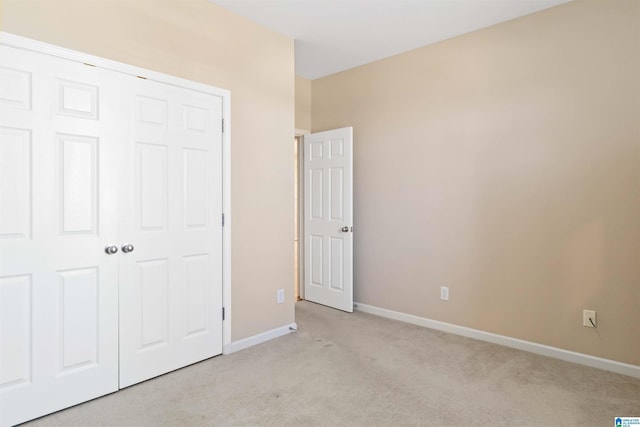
left=304, top=127, right=353, bottom=312
left=118, top=77, right=223, bottom=387
left=0, top=45, right=120, bottom=426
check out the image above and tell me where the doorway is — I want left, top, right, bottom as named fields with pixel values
left=294, top=127, right=354, bottom=312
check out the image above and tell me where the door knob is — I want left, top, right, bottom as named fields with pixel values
left=122, top=243, right=134, bottom=253
left=105, top=245, right=118, bottom=255
left=341, top=226, right=349, bottom=232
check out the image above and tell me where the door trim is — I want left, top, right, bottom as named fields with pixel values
left=294, top=129, right=310, bottom=301
left=1, top=32, right=233, bottom=351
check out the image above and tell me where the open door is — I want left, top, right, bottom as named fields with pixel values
left=303, top=127, right=353, bottom=312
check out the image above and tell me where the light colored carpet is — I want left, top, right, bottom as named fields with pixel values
left=26, top=301, right=640, bottom=426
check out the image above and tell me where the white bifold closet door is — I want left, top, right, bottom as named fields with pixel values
left=0, top=44, right=223, bottom=427
left=0, top=44, right=121, bottom=427
left=118, top=75, right=223, bottom=388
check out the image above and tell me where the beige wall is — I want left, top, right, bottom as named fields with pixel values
left=2, top=0, right=295, bottom=341
left=295, top=75, right=312, bottom=131
left=312, top=0, right=640, bottom=365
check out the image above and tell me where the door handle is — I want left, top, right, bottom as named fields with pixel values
left=104, top=245, right=118, bottom=255
left=121, top=243, right=135, bottom=253
left=341, top=226, right=350, bottom=232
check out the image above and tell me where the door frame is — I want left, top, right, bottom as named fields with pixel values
left=297, top=127, right=357, bottom=305
left=1, top=32, right=233, bottom=351
left=294, top=129, right=310, bottom=301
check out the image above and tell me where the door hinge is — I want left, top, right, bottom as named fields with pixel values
left=222, top=118, right=225, bottom=133
left=222, top=213, right=225, bottom=227
left=222, top=307, right=225, bottom=321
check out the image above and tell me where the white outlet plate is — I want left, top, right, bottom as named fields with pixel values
left=583, top=309, right=596, bottom=328
left=440, top=286, right=449, bottom=301
left=277, top=289, right=285, bottom=304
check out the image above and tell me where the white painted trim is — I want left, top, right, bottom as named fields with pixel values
left=1, top=32, right=233, bottom=354
left=223, top=323, right=297, bottom=355
left=355, top=302, right=640, bottom=379
left=1, top=33, right=228, bottom=98
left=296, top=135, right=305, bottom=301
left=222, top=87, right=232, bottom=350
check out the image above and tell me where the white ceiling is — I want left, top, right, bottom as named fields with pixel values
left=208, top=0, right=570, bottom=80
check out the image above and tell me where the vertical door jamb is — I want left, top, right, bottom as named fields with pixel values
left=295, top=129, right=309, bottom=301
left=222, top=96, right=232, bottom=353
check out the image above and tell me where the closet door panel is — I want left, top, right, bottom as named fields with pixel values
left=118, top=78, right=223, bottom=388
left=0, top=46, right=120, bottom=427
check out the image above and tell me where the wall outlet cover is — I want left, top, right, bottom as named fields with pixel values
left=583, top=309, right=597, bottom=328
left=440, top=286, right=449, bottom=301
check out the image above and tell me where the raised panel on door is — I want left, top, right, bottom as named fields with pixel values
left=304, top=128, right=353, bottom=313
left=183, top=148, right=208, bottom=228
left=118, top=77, right=223, bottom=388
left=0, top=127, right=32, bottom=239
left=0, top=45, right=120, bottom=427
left=57, top=268, right=100, bottom=373
left=0, top=274, right=32, bottom=390
left=58, top=134, right=98, bottom=234
left=137, top=259, right=170, bottom=350
left=136, top=142, right=168, bottom=232
left=0, top=66, right=31, bottom=109
left=183, top=254, right=210, bottom=337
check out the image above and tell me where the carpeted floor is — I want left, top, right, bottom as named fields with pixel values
left=25, top=301, right=640, bottom=426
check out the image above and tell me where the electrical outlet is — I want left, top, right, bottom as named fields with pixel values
left=583, top=309, right=597, bottom=328
left=440, top=286, right=449, bottom=301
left=277, top=289, right=285, bottom=304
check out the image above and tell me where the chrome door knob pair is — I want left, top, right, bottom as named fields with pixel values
left=104, top=244, right=135, bottom=255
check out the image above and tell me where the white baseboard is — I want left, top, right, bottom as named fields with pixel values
left=223, top=323, right=297, bottom=355
left=354, top=302, right=640, bottom=379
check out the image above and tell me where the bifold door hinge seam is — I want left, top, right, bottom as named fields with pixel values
left=222, top=307, right=225, bottom=321
left=222, top=118, right=225, bottom=133
left=222, top=213, right=225, bottom=227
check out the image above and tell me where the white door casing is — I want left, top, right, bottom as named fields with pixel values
left=0, top=34, right=229, bottom=426
left=0, top=44, right=120, bottom=427
left=118, top=77, right=223, bottom=388
left=304, top=127, right=353, bottom=312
